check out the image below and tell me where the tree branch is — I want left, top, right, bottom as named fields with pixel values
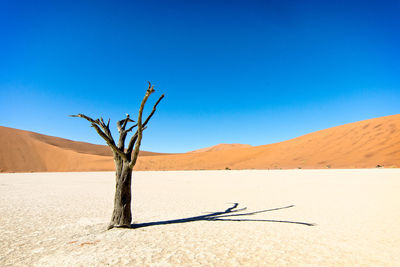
left=98, top=117, right=114, bottom=140
left=126, top=96, right=164, bottom=160
left=126, top=93, right=164, bottom=157
left=143, top=94, right=165, bottom=127
left=122, top=116, right=135, bottom=130
left=117, top=114, right=135, bottom=133
left=69, top=82, right=163, bottom=165
left=128, top=82, right=159, bottom=168
left=69, top=114, right=127, bottom=161
left=126, top=123, right=138, bottom=133
left=117, top=114, right=137, bottom=150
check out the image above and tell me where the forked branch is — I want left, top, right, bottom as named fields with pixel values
left=70, top=82, right=164, bottom=166
left=117, top=114, right=135, bottom=133
left=116, top=114, right=137, bottom=150
left=126, top=92, right=164, bottom=159
left=69, top=114, right=127, bottom=161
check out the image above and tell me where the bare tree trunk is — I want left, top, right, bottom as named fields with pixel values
left=108, top=159, right=133, bottom=229
left=71, top=82, right=164, bottom=230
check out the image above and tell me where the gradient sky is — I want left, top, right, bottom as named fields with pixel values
left=1, top=0, right=399, bottom=153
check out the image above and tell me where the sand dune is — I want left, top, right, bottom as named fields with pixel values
left=0, top=127, right=161, bottom=172
left=1, top=114, right=399, bottom=172
left=137, top=114, right=400, bottom=170
left=188, top=143, right=252, bottom=153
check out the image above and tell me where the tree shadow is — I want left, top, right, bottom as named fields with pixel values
left=131, top=203, right=315, bottom=229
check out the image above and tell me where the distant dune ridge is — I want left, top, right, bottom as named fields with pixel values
left=1, top=114, right=399, bottom=172
left=188, top=143, right=252, bottom=153
left=0, top=127, right=162, bottom=172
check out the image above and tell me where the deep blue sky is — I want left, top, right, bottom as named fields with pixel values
left=1, top=0, right=399, bottom=152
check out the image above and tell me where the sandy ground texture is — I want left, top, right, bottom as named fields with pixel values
left=1, top=169, right=400, bottom=266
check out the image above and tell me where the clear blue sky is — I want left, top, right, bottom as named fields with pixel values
left=1, top=0, right=399, bottom=153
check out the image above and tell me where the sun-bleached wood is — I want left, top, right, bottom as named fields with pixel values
left=70, top=82, right=164, bottom=229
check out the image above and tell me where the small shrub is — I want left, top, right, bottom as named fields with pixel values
left=376, top=164, right=383, bottom=168
left=225, top=167, right=231, bottom=170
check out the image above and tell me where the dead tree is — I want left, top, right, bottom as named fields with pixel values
left=70, top=82, right=164, bottom=229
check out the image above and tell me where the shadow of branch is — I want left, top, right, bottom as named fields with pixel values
left=132, top=203, right=315, bottom=229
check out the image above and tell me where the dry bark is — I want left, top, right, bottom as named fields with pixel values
left=71, top=82, right=164, bottom=229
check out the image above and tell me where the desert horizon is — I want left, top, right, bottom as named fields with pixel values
left=1, top=113, right=399, bottom=173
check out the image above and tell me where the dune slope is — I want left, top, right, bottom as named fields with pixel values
left=1, top=114, right=399, bottom=172
left=0, top=127, right=160, bottom=172
left=188, top=143, right=252, bottom=153
left=137, top=114, right=400, bottom=170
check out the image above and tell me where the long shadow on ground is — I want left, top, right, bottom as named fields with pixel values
left=131, top=203, right=315, bottom=229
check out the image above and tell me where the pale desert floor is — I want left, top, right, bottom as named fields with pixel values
left=1, top=169, right=400, bottom=266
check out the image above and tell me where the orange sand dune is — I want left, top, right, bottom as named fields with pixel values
left=137, top=114, right=400, bottom=170
left=0, top=127, right=161, bottom=172
left=1, top=114, right=399, bottom=172
left=188, top=143, right=252, bottom=153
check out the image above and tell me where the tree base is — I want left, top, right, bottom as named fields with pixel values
left=106, top=223, right=132, bottom=230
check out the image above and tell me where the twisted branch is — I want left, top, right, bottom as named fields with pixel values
left=70, top=81, right=164, bottom=168
left=69, top=114, right=127, bottom=161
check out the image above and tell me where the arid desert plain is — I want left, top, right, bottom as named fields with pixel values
left=1, top=169, right=399, bottom=266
